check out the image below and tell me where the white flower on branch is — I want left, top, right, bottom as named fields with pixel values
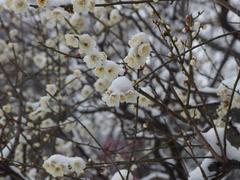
left=78, top=34, right=96, bottom=55
left=33, top=53, right=47, bottom=69
left=125, top=32, right=151, bottom=69
left=69, top=157, right=86, bottom=176
left=104, top=61, right=124, bottom=80
left=2, top=104, right=12, bottom=113
left=215, top=76, right=240, bottom=126
left=103, top=76, right=138, bottom=107
left=65, top=34, right=80, bottom=48
left=45, top=8, right=69, bottom=22
left=83, top=50, right=107, bottom=68
left=70, top=13, right=87, bottom=32
left=139, top=87, right=154, bottom=107
left=81, top=85, right=93, bottom=99
left=109, top=9, right=121, bottom=25
left=94, top=61, right=124, bottom=80
left=11, top=0, right=28, bottom=13
left=72, top=0, right=95, bottom=14
left=94, top=78, right=110, bottom=93
left=39, top=96, right=50, bottom=110
left=128, top=32, right=149, bottom=48
left=42, top=154, right=86, bottom=177
left=46, top=84, right=58, bottom=96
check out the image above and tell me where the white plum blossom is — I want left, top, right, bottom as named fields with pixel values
left=46, top=84, right=58, bottom=96
left=94, top=66, right=106, bottom=78
left=39, top=96, right=50, bottom=110
left=124, top=50, right=146, bottom=69
left=78, top=34, right=96, bottom=55
left=104, top=61, right=124, bottom=80
left=81, top=85, right=93, bottom=99
left=109, top=9, right=121, bottom=25
left=12, top=0, right=28, bottom=13
left=42, top=154, right=86, bottom=177
left=125, top=32, right=151, bottom=69
left=33, top=53, right=47, bottom=69
left=102, top=93, right=121, bottom=107
left=2, top=104, right=12, bottom=113
left=94, top=78, right=111, bottom=92
left=73, top=69, right=82, bottom=77
left=45, top=8, right=69, bottom=22
left=45, top=38, right=56, bottom=48
left=83, top=50, right=107, bottom=68
left=43, top=160, right=64, bottom=177
left=69, top=157, right=86, bottom=175
left=69, top=13, right=87, bottom=32
left=9, top=29, right=18, bottom=38
left=65, top=34, right=80, bottom=48
left=215, top=76, right=240, bottom=126
left=102, top=76, right=138, bottom=107
left=72, top=0, right=95, bottom=14
left=94, top=61, right=124, bottom=80
left=128, top=32, right=149, bottom=48
left=5, top=0, right=14, bottom=10
left=175, top=40, right=185, bottom=53
left=137, top=43, right=151, bottom=57
left=139, top=86, right=154, bottom=107
left=0, top=1, right=232, bottom=180
left=124, top=90, right=139, bottom=103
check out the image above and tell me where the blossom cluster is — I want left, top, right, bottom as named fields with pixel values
left=102, top=76, right=138, bottom=107
left=5, top=0, right=28, bottom=13
left=124, top=32, right=151, bottom=69
left=65, top=27, right=154, bottom=107
left=1, top=0, right=232, bottom=179
left=215, top=76, right=240, bottom=127
left=0, top=1, right=156, bottom=178
left=42, top=154, right=86, bottom=177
